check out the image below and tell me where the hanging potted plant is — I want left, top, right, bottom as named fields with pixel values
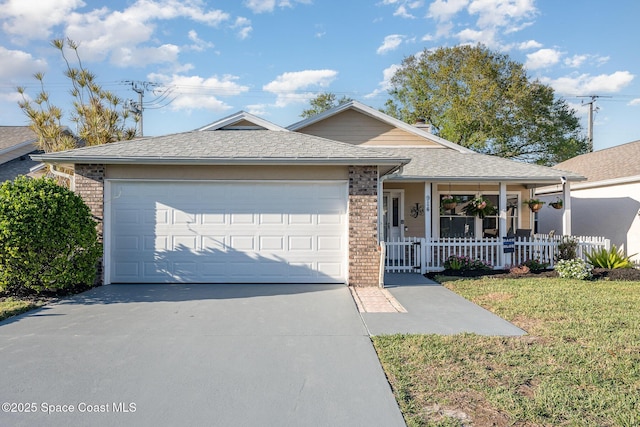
left=524, top=199, right=545, bottom=212
left=441, top=195, right=459, bottom=210
left=549, top=198, right=563, bottom=209
left=462, top=195, right=497, bottom=218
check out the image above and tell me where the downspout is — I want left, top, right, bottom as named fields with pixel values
left=49, top=164, right=75, bottom=191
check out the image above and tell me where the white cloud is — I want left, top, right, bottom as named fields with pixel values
left=0, top=46, right=48, bottom=81
left=543, top=71, right=635, bottom=95
left=629, top=98, right=640, bottom=106
left=456, top=28, right=497, bottom=47
left=246, top=104, right=268, bottom=116
left=263, top=69, right=338, bottom=107
left=0, top=0, right=85, bottom=41
left=468, top=0, right=537, bottom=30
left=187, top=30, right=215, bottom=51
left=59, top=1, right=230, bottom=67
left=148, top=72, right=250, bottom=112
left=428, top=0, right=469, bottom=21
left=243, top=0, right=310, bottom=14
left=525, top=48, right=561, bottom=70
left=518, top=40, right=542, bottom=50
left=233, top=17, right=253, bottom=39
left=564, top=54, right=610, bottom=68
left=365, top=64, right=400, bottom=99
left=377, top=34, right=404, bottom=54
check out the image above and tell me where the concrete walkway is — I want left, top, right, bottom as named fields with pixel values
left=358, top=273, right=526, bottom=336
left=0, top=284, right=405, bottom=427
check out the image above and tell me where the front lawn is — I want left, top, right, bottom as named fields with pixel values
left=373, top=277, right=640, bottom=426
left=0, top=297, right=46, bottom=322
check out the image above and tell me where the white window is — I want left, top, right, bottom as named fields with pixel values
left=439, top=193, right=519, bottom=238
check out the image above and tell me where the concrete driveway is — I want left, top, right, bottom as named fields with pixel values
left=0, top=284, right=405, bottom=427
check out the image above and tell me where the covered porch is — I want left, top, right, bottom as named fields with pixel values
left=377, top=163, right=602, bottom=273
left=383, top=234, right=610, bottom=273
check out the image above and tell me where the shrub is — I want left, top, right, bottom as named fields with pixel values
left=555, top=258, right=592, bottom=280
left=0, top=177, right=102, bottom=295
left=586, top=245, right=636, bottom=269
left=555, top=236, right=578, bottom=261
left=444, top=255, right=492, bottom=271
left=522, top=259, right=550, bottom=271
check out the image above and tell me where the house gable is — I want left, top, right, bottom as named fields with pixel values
left=196, top=111, right=287, bottom=132
left=295, top=109, right=441, bottom=147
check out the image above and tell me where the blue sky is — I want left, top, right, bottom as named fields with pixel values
left=1, top=0, right=638, bottom=152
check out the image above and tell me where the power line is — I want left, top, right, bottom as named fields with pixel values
left=123, top=81, right=174, bottom=136
left=577, top=95, right=612, bottom=151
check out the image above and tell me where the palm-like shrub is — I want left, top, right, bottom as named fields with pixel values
left=586, top=245, right=636, bottom=269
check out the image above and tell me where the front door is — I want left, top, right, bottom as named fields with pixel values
left=382, top=191, right=404, bottom=242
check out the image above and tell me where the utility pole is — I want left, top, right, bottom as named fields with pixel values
left=132, top=83, right=144, bottom=137
left=124, top=81, right=158, bottom=137
left=578, top=95, right=611, bottom=151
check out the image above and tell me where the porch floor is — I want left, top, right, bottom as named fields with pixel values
left=357, top=273, right=526, bottom=336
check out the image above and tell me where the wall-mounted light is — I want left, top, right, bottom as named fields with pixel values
left=410, top=202, right=425, bottom=218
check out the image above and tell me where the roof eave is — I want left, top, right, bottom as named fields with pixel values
left=32, top=155, right=411, bottom=167
left=386, top=175, right=586, bottom=184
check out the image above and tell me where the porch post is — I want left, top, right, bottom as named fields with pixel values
left=499, top=182, right=507, bottom=237
left=499, top=182, right=508, bottom=268
left=562, top=180, right=572, bottom=235
left=378, top=169, right=384, bottom=243
left=424, top=182, right=432, bottom=239
left=423, top=182, right=432, bottom=274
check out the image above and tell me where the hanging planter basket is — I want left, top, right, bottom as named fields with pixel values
left=463, top=196, right=497, bottom=219
left=549, top=198, right=563, bottom=209
left=524, top=199, right=545, bottom=213
left=441, top=195, right=459, bottom=210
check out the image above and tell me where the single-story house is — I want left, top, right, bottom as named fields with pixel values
left=536, top=140, right=640, bottom=263
left=0, top=126, right=41, bottom=182
left=33, top=101, right=586, bottom=286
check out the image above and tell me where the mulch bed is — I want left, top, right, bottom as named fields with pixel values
left=426, top=268, right=640, bottom=281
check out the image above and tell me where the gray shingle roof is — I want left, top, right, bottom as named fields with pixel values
left=553, top=140, right=640, bottom=183
left=32, top=130, right=409, bottom=167
left=383, top=147, right=585, bottom=184
left=0, top=126, right=37, bottom=151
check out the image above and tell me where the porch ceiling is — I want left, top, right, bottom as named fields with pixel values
left=381, top=147, right=585, bottom=187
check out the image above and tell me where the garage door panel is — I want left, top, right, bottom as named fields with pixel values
left=289, top=236, right=313, bottom=251
left=259, top=236, right=284, bottom=251
left=115, top=235, right=140, bottom=251
left=173, top=235, right=198, bottom=251
left=109, top=181, right=347, bottom=284
left=202, top=210, right=226, bottom=224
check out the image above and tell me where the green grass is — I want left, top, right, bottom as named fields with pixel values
left=0, top=297, right=44, bottom=322
left=373, top=278, right=640, bottom=427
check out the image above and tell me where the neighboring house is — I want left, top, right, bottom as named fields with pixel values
left=537, top=140, right=640, bottom=263
left=0, top=126, right=41, bottom=182
left=33, top=101, right=584, bottom=286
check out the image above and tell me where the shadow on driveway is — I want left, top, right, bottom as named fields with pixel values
left=0, top=284, right=406, bottom=427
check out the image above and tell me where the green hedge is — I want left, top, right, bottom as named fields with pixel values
left=0, top=177, right=102, bottom=295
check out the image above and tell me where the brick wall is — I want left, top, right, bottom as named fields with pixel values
left=74, top=164, right=106, bottom=285
left=348, top=166, right=380, bottom=287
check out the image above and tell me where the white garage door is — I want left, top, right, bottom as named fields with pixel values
left=106, top=180, right=348, bottom=284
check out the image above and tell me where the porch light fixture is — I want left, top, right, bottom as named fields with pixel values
left=410, top=202, right=424, bottom=218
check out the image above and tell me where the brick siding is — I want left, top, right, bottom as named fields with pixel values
left=74, top=164, right=106, bottom=285
left=348, top=166, right=380, bottom=287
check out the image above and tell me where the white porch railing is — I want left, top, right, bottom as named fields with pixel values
left=383, top=235, right=610, bottom=273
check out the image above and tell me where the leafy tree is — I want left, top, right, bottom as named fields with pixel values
left=0, top=177, right=102, bottom=296
left=384, top=45, right=589, bottom=165
left=17, top=38, right=137, bottom=153
left=300, top=92, right=353, bottom=118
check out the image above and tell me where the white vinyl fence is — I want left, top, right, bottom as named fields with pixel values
left=383, top=235, right=610, bottom=273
